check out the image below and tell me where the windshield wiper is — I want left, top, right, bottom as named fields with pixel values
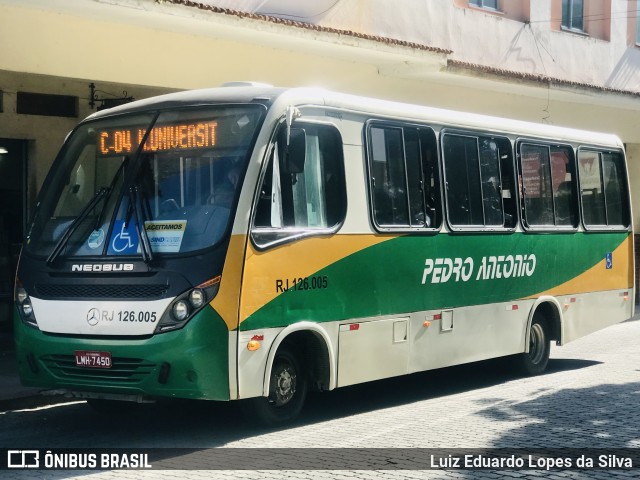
left=127, top=185, right=154, bottom=264
left=94, top=157, right=129, bottom=231
left=46, top=187, right=109, bottom=266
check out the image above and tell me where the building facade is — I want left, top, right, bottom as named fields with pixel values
left=0, top=0, right=639, bottom=316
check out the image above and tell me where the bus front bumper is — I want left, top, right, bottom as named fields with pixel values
left=13, top=305, right=231, bottom=401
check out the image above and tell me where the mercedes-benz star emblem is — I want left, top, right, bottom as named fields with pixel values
left=86, top=308, right=100, bottom=326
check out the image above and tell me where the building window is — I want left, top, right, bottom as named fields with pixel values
left=470, top=0, right=498, bottom=10
left=562, top=0, right=584, bottom=31
left=636, top=0, right=640, bottom=45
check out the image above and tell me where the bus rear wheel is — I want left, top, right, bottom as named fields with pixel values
left=517, top=314, right=550, bottom=376
left=245, top=347, right=308, bottom=427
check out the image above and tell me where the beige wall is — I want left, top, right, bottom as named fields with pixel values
left=0, top=70, right=172, bottom=207
left=1, top=0, right=640, bottom=228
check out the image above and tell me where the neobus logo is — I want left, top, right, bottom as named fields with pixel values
left=71, top=263, right=135, bottom=273
left=421, top=254, right=537, bottom=284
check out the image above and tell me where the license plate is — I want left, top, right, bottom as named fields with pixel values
left=74, top=350, right=112, bottom=368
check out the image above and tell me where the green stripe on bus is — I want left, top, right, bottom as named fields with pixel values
left=240, top=232, right=629, bottom=331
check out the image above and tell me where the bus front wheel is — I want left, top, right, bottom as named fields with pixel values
left=245, top=347, right=308, bottom=427
left=517, top=314, right=550, bottom=376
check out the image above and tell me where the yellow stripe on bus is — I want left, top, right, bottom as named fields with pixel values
left=210, top=235, right=249, bottom=331
left=238, top=234, right=396, bottom=323
left=532, top=235, right=634, bottom=298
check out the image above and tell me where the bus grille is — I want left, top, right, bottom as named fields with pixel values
left=41, top=355, right=156, bottom=383
left=35, top=284, right=168, bottom=300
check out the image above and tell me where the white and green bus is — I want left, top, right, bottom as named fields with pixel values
left=14, top=84, right=634, bottom=424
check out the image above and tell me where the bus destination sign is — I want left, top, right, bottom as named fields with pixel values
left=98, top=121, right=218, bottom=156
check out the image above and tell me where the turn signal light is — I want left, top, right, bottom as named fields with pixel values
left=247, top=340, right=261, bottom=351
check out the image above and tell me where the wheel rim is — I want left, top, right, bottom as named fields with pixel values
left=528, top=323, right=545, bottom=365
left=269, top=360, right=297, bottom=407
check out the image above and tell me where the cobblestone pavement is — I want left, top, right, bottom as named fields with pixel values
left=2, top=318, right=639, bottom=479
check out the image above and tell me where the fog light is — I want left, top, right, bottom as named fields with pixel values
left=172, top=300, right=189, bottom=321
left=22, top=301, right=33, bottom=316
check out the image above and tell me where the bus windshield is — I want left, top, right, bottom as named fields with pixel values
left=26, top=105, right=265, bottom=259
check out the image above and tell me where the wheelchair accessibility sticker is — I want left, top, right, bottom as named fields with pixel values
left=108, top=220, right=139, bottom=255
left=107, top=220, right=186, bottom=254
left=605, top=252, right=613, bottom=270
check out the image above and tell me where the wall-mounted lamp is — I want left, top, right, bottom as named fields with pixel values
left=0, top=147, right=8, bottom=154
left=89, top=83, right=134, bottom=111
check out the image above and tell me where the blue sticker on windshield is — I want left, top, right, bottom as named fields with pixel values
left=108, top=220, right=139, bottom=255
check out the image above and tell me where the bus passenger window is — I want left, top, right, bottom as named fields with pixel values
left=550, top=146, right=578, bottom=227
left=442, top=133, right=514, bottom=230
left=252, top=122, right=346, bottom=246
left=370, top=127, right=409, bottom=226
left=443, top=135, right=483, bottom=226
left=578, top=149, right=629, bottom=228
left=367, top=124, right=441, bottom=230
left=519, top=143, right=578, bottom=229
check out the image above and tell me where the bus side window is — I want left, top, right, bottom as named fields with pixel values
left=550, top=146, right=578, bottom=227
left=602, top=152, right=630, bottom=226
left=370, top=126, right=409, bottom=226
left=519, top=142, right=578, bottom=229
left=578, top=149, right=630, bottom=228
left=252, top=122, right=346, bottom=246
left=494, top=137, right=517, bottom=229
left=368, top=124, right=440, bottom=230
left=442, top=132, right=513, bottom=230
left=419, top=128, right=442, bottom=229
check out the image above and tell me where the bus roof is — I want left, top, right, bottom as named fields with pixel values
left=87, top=85, right=623, bottom=149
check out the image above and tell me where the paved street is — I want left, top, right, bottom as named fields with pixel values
left=1, top=317, right=639, bottom=479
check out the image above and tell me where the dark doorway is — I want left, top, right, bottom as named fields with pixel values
left=0, top=139, right=27, bottom=329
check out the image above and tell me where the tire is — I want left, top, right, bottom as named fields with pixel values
left=243, top=347, right=308, bottom=427
left=517, top=314, right=550, bottom=376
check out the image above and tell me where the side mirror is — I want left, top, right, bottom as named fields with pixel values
left=279, top=127, right=306, bottom=174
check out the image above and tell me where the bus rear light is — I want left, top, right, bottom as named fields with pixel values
left=623, top=292, right=629, bottom=301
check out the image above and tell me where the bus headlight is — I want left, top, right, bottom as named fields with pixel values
left=189, top=289, right=205, bottom=308
left=156, top=276, right=221, bottom=333
left=15, top=281, right=38, bottom=328
left=172, top=301, right=190, bottom=321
